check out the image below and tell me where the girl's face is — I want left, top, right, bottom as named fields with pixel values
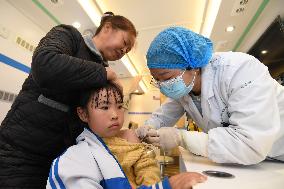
left=98, top=23, right=136, bottom=61
left=78, top=89, right=125, bottom=138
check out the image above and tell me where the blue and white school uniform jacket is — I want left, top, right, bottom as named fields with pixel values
left=47, top=128, right=171, bottom=189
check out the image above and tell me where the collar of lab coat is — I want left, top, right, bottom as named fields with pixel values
left=201, top=54, right=221, bottom=100
left=199, top=54, right=221, bottom=131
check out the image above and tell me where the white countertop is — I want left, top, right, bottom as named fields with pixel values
left=179, top=147, right=284, bottom=189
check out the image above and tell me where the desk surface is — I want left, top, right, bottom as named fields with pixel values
left=179, top=148, right=284, bottom=189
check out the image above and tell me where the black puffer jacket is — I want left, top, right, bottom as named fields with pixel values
left=0, top=25, right=107, bottom=188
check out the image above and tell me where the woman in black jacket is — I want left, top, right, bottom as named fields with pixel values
left=0, top=12, right=137, bottom=188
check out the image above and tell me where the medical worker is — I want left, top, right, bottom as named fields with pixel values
left=136, top=27, right=284, bottom=165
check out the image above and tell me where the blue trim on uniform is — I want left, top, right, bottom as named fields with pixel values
left=156, top=182, right=160, bottom=189
left=100, top=177, right=131, bottom=189
left=48, top=162, right=57, bottom=189
left=54, top=157, right=66, bottom=189
left=0, top=53, right=30, bottom=73
left=162, top=177, right=171, bottom=189
left=85, top=127, right=132, bottom=189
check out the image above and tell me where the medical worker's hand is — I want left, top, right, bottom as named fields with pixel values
left=135, top=125, right=159, bottom=145
left=169, top=172, right=207, bottom=189
left=158, top=128, right=209, bottom=157
left=158, top=127, right=182, bottom=151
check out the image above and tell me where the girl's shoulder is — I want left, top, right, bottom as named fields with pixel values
left=116, top=129, right=141, bottom=143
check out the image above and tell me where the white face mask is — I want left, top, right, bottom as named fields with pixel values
left=159, top=71, right=196, bottom=100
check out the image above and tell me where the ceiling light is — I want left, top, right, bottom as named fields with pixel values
left=226, top=26, right=235, bottom=32
left=121, top=56, right=137, bottom=77
left=201, top=0, right=222, bottom=37
left=77, top=0, right=101, bottom=26
left=72, top=22, right=81, bottom=29
left=261, top=50, right=268, bottom=54
left=139, top=80, right=147, bottom=93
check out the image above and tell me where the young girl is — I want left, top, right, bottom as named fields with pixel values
left=47, top=83, right=206, bottom=189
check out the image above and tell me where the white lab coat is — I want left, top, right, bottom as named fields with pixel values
left=146, top=52, right=284, bottom=165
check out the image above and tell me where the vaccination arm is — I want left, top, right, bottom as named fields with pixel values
left=32, top=24, right=107, bottom=91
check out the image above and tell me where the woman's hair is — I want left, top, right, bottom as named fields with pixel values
left=78, top=82, right=124, bottom=110
left=95, top=11, right=137, bottom=37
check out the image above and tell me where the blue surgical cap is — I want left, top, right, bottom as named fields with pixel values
left=147, top=27, right=213, bottom=69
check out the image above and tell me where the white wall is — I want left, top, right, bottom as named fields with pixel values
left=0, top=37, right=31, bottom=121
left=0, top=0, right=45, bottom=122
left=123, top=90, right=160, bottom=128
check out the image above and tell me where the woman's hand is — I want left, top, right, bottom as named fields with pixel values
left=105, top=67, right=117, bottom=81
left=169, top=172, right=207, bottom=189
left=105, top=67, right=123, bottom=92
